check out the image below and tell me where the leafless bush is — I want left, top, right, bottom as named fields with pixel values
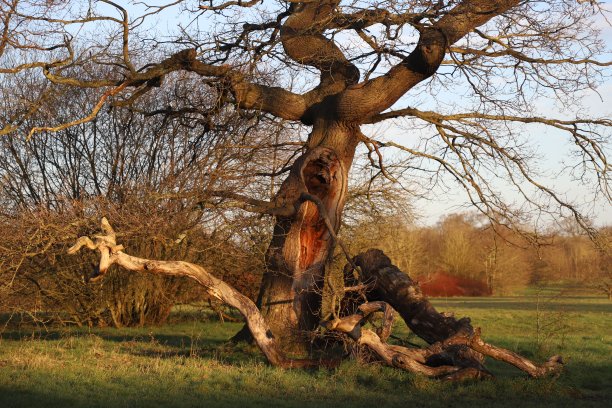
left=0, top=197, right=272, bottom=327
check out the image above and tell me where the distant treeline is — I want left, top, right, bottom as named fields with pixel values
left=344, top=213, right=611, bottom=297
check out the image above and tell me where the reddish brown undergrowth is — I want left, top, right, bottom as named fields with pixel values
left=417, top=272, right=491, bottom=297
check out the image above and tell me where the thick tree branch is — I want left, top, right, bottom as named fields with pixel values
left=435, top=0, right=522, bottom=44
left=281, top=1, right=360, bottom=99
left=67, top=218, right=334, bottom=369
left=331, top=252, right=564, bottom=379
left=448, top=44, right=612, bottom=67
left=16, top=48, right=308, bottom=138
left=321, top=301, right=471, bottom=378
left=367, top=108, right=612, bottom=127
left=200, top=0, right=261, bottom=11
left=201, top=190, right=295, bottom=217
left=328, top=9, right=426, bottom=30
left=334, top=0, right=521, bottom=122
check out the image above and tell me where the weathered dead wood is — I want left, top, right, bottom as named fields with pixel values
left=436, top=329, right=564, bottom=378
left=348, top=249, right=474, bottom=343
left=346, top=249, right=487, bottom=370
left=322, top=301, right=484, bottom=379
left=341, top=250, right=563, bottom=378
left=68, top=218, right=334, bottom=369
left=324, top=301, right=563, bottom=379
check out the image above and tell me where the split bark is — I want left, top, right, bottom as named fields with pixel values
left=254, top=137, right=356, bottom=350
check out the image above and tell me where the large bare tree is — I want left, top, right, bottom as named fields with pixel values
left=1, top=0, right=610, bottom=373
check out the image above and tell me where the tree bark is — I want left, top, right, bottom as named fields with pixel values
left=346, top=249, right=485, bottom=368
left=252, top=120, right=359, bottom=352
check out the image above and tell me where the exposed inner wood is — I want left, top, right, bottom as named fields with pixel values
left=255, top=144, right=349, bottom=349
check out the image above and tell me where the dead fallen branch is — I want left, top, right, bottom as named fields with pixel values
left=322, top=301, right=563, bottom=379
left=437, top=329, right=564, bottom=378
left=68, top=218, right=331, bottom=369
left=69, top=218, right=563, bottom=379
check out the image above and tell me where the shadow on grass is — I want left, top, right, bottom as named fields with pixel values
left=0, top=363, right=610, bottom=408
left=0, top=325, right=261, bottom=365
left=0, top=385, right=308, bottom=408
left=0, top=329, right=217, bottom=344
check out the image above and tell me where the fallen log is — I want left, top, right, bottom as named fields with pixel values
left=344, top=249, right=486, bottom=369
left=347, top=249, right=474, bottom=344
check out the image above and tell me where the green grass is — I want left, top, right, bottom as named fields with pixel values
left=1, top=294, right=610, bottom=408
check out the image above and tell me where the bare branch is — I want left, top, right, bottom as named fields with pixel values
left=27, top=82, right=129, bottom=140
left=67, top=217, right=335, bottom=369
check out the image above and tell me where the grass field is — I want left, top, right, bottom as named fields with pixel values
left=1, top=292, right=610, bottom=408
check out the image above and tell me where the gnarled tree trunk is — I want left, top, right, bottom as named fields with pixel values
left=254, top=120, right=359, bottom=351
left=233, top=0, right=523, bottom=353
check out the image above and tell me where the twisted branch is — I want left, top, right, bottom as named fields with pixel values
left=68, top=218, right=330, bottom=368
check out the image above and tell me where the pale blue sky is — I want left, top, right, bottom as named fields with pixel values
left=93, top=1, right=611, bottom=227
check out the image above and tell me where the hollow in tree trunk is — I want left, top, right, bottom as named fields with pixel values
left=252, top=120, right=359, bottom=352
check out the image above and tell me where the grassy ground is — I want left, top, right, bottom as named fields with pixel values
left=1, top=293, right=610, bottom=408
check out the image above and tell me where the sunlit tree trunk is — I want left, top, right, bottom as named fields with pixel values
left=255, top=120, right=359, bottom=351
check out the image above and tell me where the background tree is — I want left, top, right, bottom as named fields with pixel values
left=1, top=0, right=610, bottom=351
